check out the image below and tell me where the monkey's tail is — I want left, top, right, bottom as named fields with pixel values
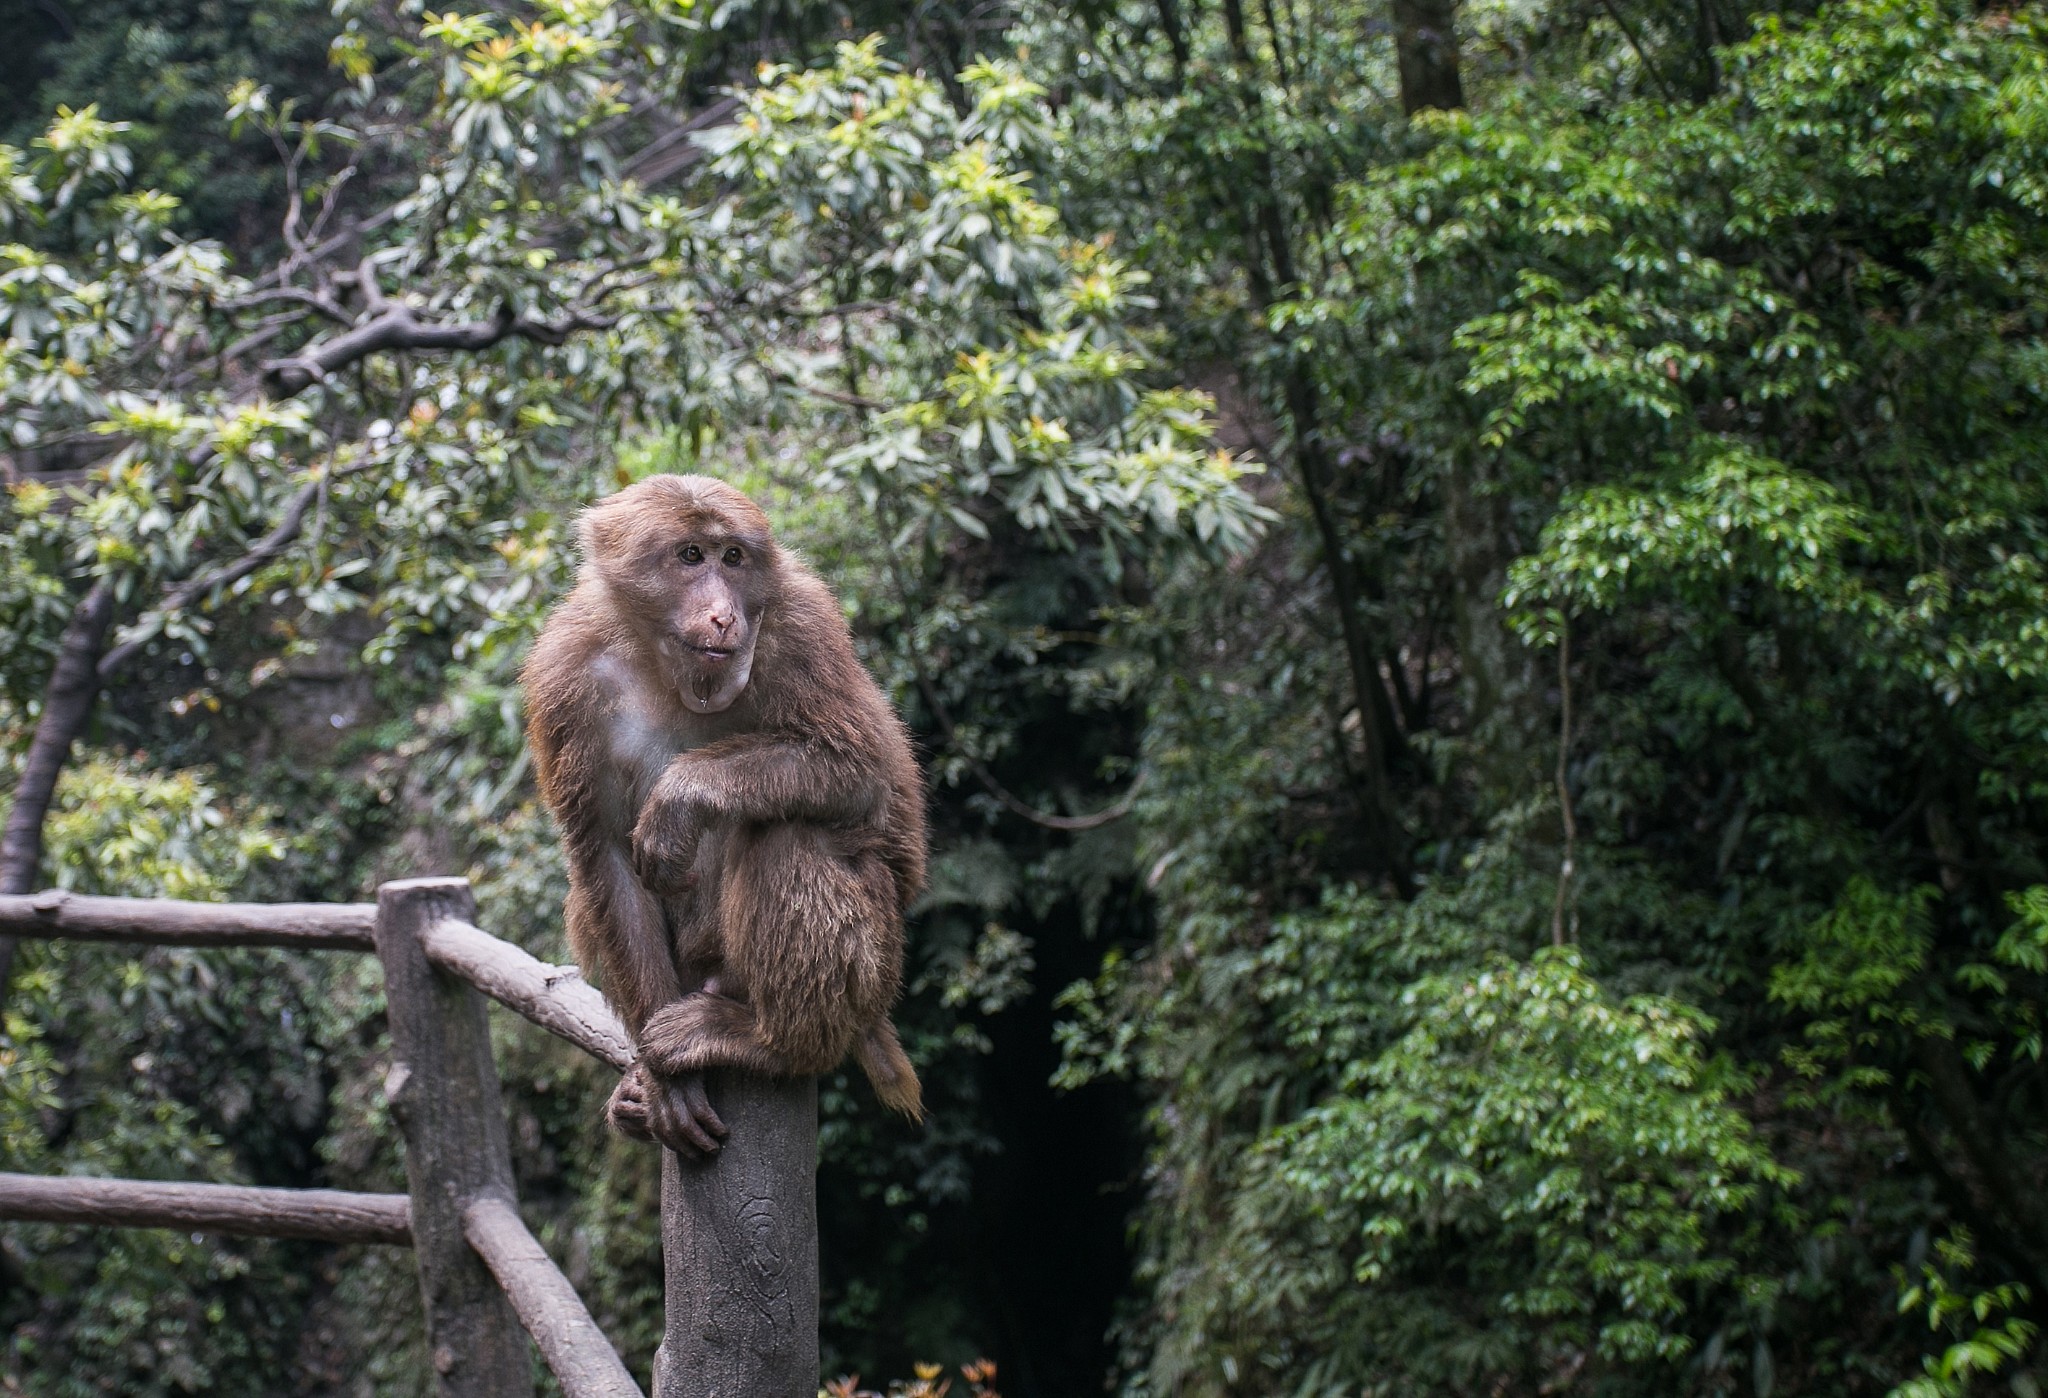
left=856, top=1019, right=923, bottom=1122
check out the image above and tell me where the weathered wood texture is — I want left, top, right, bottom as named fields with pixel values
left=421, top=918, right=634, bottom=1071
left=0, top=889, right=375, bottom=950
left=654, top=1070, right=819, bottom=1398
left=377, top=878, right=536, bottom=1398
left=463, top=1195, right=646, bottom=1398
left=0, top=1171, right=411, bottom=1245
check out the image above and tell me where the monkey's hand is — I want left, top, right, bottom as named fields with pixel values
left=606, top=1061, right=728, bottom=1158
left=630, top=795, right=704, bottom=897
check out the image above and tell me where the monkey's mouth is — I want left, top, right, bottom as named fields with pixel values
left=688, top=645, right=737, bottom=662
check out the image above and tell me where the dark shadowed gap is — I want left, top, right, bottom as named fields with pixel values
left=967, top=894, right=1147, bottom=1398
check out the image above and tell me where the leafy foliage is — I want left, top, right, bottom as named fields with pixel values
left=6, top=0, right=2048, bottom=1392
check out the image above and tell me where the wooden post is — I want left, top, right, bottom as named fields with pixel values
left=377, top=877, right=535, bottom=1398
left=653, top=1069, right=819, bottom=1398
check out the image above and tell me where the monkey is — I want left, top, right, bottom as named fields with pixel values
left=521, top=473, right=926, bottom=1158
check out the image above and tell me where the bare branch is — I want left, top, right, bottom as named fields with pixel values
left=911, top=663, right=1147, bottom=831
left=618, top=95, right=742, bottom=186
left=339, top=257, right=390, bottom=317
left=1594, top=0, right=1680, bottom=103
left=301, top=160, right=359, bottom=253
left=263, top=302, right=615, bottom=396
left=789, top=379, right=895, bottom=412
left=222, top=286, right=352, bottom=324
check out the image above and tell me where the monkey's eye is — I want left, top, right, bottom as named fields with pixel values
left=722, top=546, right=745, bottom=567
left=677, top=544, right=704, bottom=565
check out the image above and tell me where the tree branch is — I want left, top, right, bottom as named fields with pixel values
left=911, top=656, right=1147, bottom=832
left=1594, top=0, right=1680, bottom=103
left=0, top=92, right=739, bottom=999
left=263, top=302, right=615, bottom=396
left=223, top=286, right=352, bottom=324
left=98, top=465, right=365, bottom=678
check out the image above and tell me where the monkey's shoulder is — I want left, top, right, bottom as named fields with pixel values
left=757, top=567, right=874, bottom=675
left=523, top=585, right=621, bottom=690
left=771, top=565, right=856, bottom=640
left=526, top=609, right=697, bottom=762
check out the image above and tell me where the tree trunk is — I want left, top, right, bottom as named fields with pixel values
left=0, top=582, right=116, bottom=995
left=1209, top=7, right=1416, bottom=888
left=1442, top=458, right=1541, bottom=802
left=1391, top=0, right=1465, bottom=114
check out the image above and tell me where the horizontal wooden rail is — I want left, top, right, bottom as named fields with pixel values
left=0, top=1172, right=411, bottom=1245
left=463, top=1194, right=645, bottom=1398
left=0, top=890, right=375, bottom=951
left=421, top=918, right=634, bottom=1071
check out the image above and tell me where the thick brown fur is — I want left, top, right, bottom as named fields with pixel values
left=522, top=474, right=927, bottom=1156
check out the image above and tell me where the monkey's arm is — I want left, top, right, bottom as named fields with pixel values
left=526, top=657, right=730, bottom=1157
left=565, top=845, right=733, bottom=1157
left=631, top=731, right=884, bottom=891
left=665, top=731, right=886, bottom=823
left=562, top=844, right=686, bottom=1030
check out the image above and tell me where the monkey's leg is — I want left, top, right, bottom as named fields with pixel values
left=641, top=826, right=920, bottom=1115
left=564, top=848, right=687, bottom=1033
left=718, top=825, right=922, bottom=1115
left=638, top=990, right=810, bottom=1080
left=719, top=825, right=900, bottom=1065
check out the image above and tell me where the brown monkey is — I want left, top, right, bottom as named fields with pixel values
left=522, top=474, right=926, bottom=1157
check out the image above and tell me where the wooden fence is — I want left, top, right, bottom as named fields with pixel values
left=0, top=877, right=817, bottom=1398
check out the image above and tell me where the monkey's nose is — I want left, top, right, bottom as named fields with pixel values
left=709, top=610, right=734, bottom=635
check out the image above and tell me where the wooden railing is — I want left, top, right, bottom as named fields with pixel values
left=0, top=876, right=809, bottom=1398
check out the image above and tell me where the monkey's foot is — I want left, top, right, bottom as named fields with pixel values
left=608, top=1063, right=728, bottom=1158
left=605, top=1068, right=659, bottom=1143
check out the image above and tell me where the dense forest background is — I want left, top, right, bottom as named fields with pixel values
left=1, top=0, right=2046, bottom=1392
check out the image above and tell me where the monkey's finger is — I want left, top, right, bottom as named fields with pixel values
left=657, top=1115, right=712, bottom=1159
left=641, top=1092, right=687, bottom=1156
left=661, top=1082, right=725, bottom=1155
left=657, top=1129, right=703, bottom=1161
left=674, top=1075, right=729, bottom=1140
left=648, top=1081, right=720, bottom=1157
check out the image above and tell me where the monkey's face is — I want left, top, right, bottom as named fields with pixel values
left=582, top=475, right=778, bottom=715
left=656, top=519, right=770, bottom=713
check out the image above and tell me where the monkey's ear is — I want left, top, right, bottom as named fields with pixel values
left=577, top=497, right=635, bottom=571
